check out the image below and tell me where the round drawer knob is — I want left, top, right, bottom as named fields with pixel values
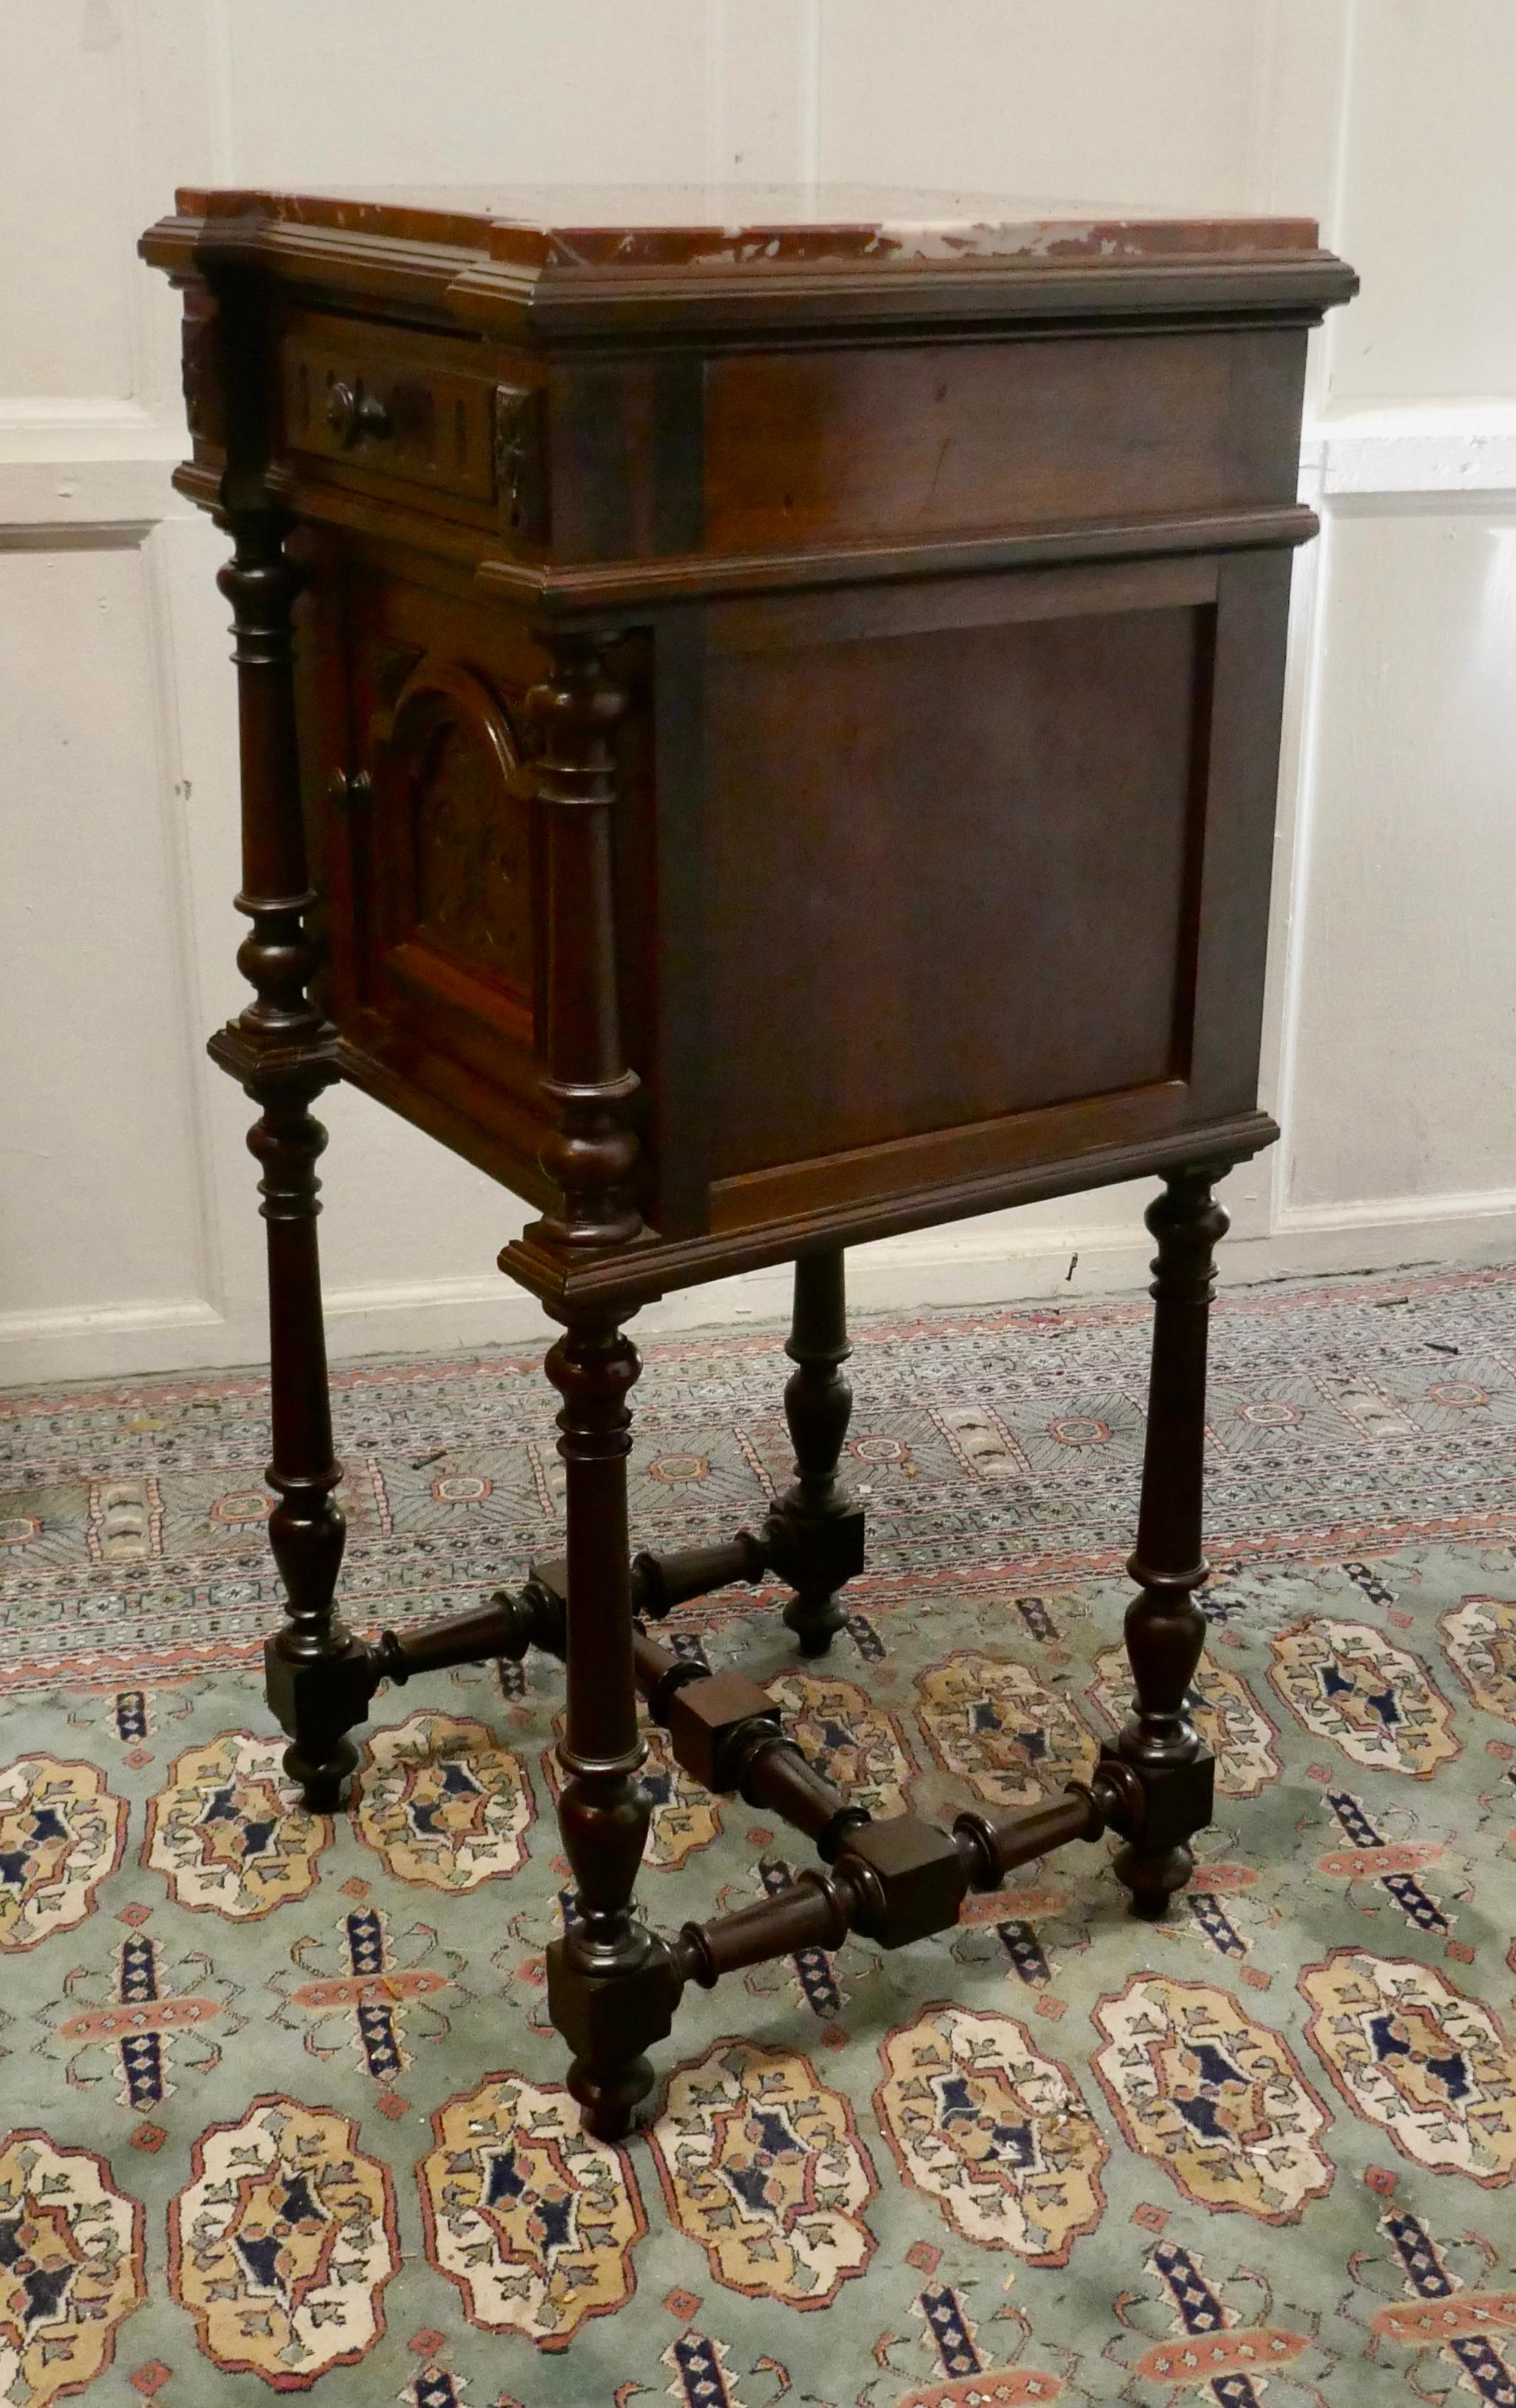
left=325, top=380, right=392, bottom=448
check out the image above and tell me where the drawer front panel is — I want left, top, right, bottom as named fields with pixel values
left=280, top=311, right=512, bottom=511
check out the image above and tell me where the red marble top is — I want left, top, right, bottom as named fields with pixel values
left=172, top=182, right=1324, bottom=274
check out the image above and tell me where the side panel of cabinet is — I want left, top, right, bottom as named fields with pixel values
left=658, top=545, right=1291, bottom=1241
left=698, top=559, right=1218, bottom=1203
left=1185, top=545, right=1295, bottom=1120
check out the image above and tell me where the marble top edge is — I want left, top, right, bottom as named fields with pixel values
left=169, top=182, right=1325, bottom=271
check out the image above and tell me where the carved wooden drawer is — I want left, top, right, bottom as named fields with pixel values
left=279, top=310, right=542, bottom=530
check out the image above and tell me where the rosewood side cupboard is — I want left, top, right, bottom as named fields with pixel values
left=140, top=184, right=1356, bottom=2137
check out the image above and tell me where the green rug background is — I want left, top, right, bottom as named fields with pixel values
left=2, top=1261, right=1515, bottom=2407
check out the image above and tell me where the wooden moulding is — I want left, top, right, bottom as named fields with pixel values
left=140, top=205, right=1356, bottom=343
left=474, top=503, right=1318, bottom=615
left=501, top=1109, right=1280, bottom=1313
left=710, top=1081, right=1195, bottom=1231
left=173, top=455, right=1317, bottom=605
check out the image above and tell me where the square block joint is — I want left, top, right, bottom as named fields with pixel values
left=1098, top=1740, right=1215, bottom=1851
left=666, top=1671, right=781, bottom=1792
left=838, top=1814, right=968, bottom=1948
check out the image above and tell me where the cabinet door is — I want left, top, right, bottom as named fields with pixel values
left=296, top=549, right=559, bottom=1203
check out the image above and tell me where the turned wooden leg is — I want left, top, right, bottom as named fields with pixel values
left=1105, top=1163, right=1230, bottom=1919
left=499, top=636, right=679, bottom=2130
left=212, top=501, right=369, bottom=1809
left=252, top=1070, right=373, bottom=1809
left=775, top=1249, right=865, bottom=1655
left=545, top=1319, right=678, bottom=2139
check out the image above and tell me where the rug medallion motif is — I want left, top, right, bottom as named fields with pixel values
left=1438, top=1593, right=1516, bottom=1721
left=0, top=1755, right=126, bottom=1951
left=1298, top=1949, right=1516, bottom=2185
left=872, top=2003, right=1107, bottom=2259
left=351, top=1710, right=533, bottom=1890
left=1089, top=1976, right=1334, bottom=2222
left=167, top=2096, right=397, bottom=2386
left=1267, top=1621, right=1460, bottom=1778
left=144, top=1733, right=329, bottom=1918
left=914, top=1653, right=1095, bottom=1808
left=649, top=2040, right=877, bottom=2307
left=0, top=2131, right=144, bottom=2406
left=418, top=2074, right=643, bottom=2347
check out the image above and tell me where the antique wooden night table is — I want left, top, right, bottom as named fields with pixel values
left=141, top=184, right=1355, bottom=2137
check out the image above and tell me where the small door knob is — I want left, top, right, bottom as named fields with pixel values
left=326, top=767, right=372, bottom=807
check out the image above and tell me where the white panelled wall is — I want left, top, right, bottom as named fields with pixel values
left=3, top=0, right=1515, bottom=1384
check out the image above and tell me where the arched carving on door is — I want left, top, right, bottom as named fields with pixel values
left=368, top=654, right=535, bottom=1006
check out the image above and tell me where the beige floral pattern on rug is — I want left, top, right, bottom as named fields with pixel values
left=354, top=1710, right=534, bottom=1889
left=0, top=1756, right=125, bottom=1951
left=650, top=2040, right=877, bottom=2307
left=1300, top=1949, right=1516, bottom=2185
left=420, top=2074, right=643, bottom=2348
left=144, top=1733, right=327, bottom=1919
left=874, top=2003, right=1107, bottom=2261
left=1091, top=1977, right=1333, bottom=2222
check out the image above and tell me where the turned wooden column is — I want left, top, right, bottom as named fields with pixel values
left=529, top=632, right=641, bottom=1258
left=1104, top=1162, right=1230, bottom=1918
left=774, top=1248, right=863, bottom=1654
left=545, top=1319, right=679, bottom=2136
left=211, top=502, right=369, bottom=1809
left=529, top=633, right=678, bottom=2136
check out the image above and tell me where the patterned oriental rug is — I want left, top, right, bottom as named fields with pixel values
left=2, top=1261, right=1516, bottom=2408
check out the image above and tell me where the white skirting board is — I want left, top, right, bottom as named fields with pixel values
left=4, top=1195, right=1514, bottom=1388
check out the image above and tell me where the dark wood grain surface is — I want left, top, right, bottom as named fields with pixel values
left=142, top=188, right=1350, bottom=1305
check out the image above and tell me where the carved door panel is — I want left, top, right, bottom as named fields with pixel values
left=357, top=650, right=542, bottom=1073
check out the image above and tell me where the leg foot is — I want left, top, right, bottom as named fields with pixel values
left=282, top=1732, right=360, bottom=1814
left=782, top=1587, right=849, bottom=1657
left=1116, top=1846, right=1193, bottom=1921
left=264, top=1628, right=376, bottom=1810
left=1103, top=1742, right=1216, bottom=1919
left=548, top=1935, right=681, bottom=2141
left=570, top=2056, right=655, bottom=2143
